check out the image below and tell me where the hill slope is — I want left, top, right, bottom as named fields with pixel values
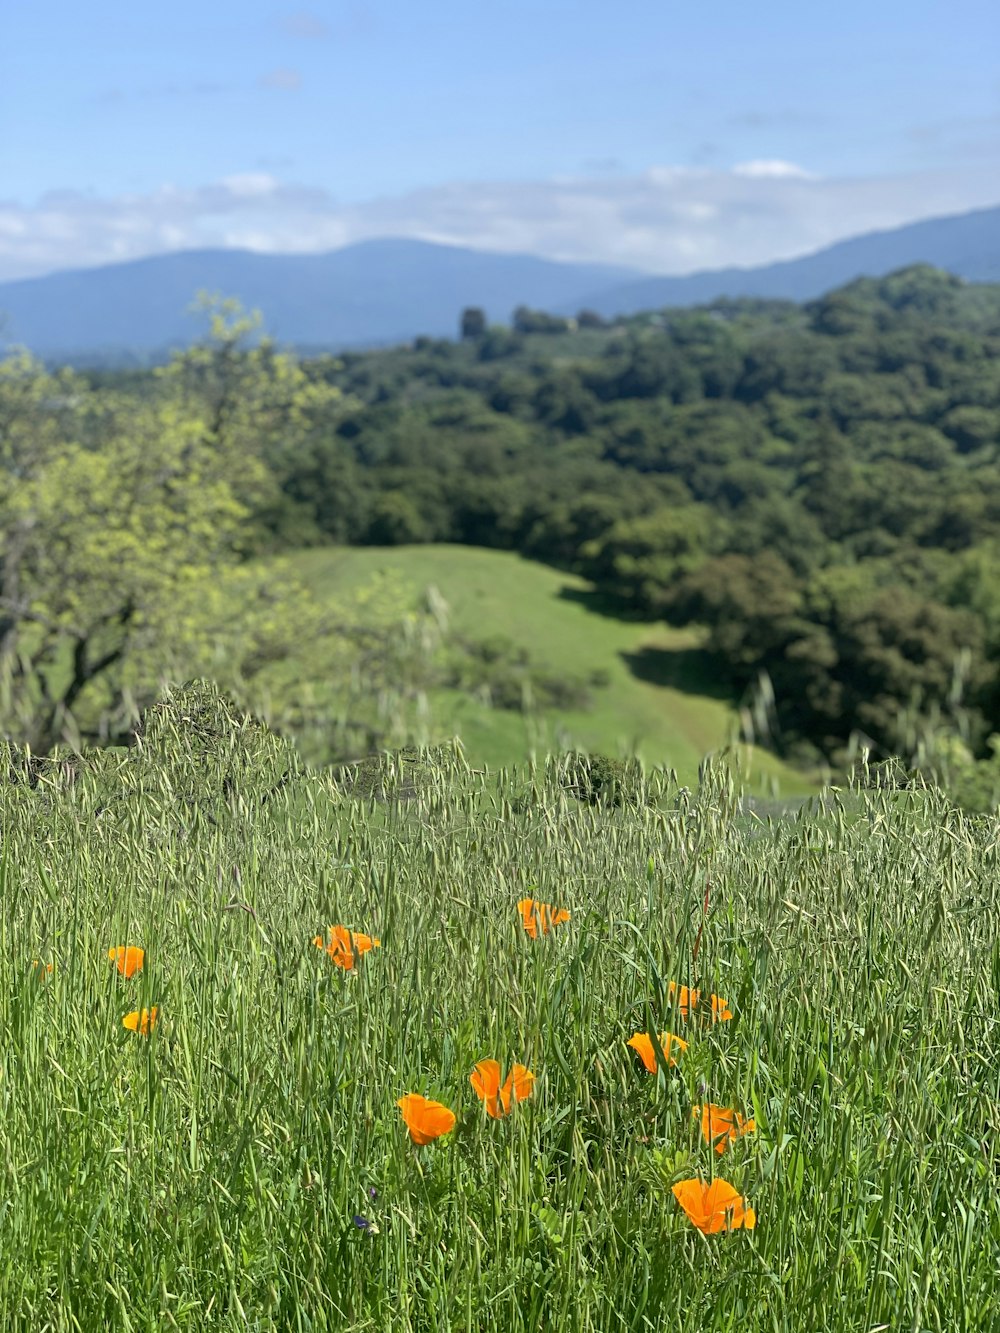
left=260, top=544, right=821, bottom=795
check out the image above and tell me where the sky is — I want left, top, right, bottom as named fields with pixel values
left=1, top=0, right=998, bottom=281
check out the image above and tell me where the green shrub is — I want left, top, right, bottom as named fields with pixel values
left=561, top=750, right=646, bottom=807
left=333, top=742, right=459, bottom=802
left=132, top=678, right=301, bottom=807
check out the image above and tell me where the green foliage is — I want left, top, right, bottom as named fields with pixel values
left=512, top=305, right=573, bottom=334
left=332, top=740, right=463, bottom=802
left=444, top=633, right=607, bottom=713
left=133, top=677, right=301, bottom=808
left=581, top=505, right=718, bottom=613
left=460, top=306, right=487, bottom=340
left=560, top=750, right=646, bottom=807
left=0, top=306, right=423, bottom=761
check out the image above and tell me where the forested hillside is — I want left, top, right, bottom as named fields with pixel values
left=9, top=265, right=1000, bottom=806
left=248, top=264, right=1000, bottom=795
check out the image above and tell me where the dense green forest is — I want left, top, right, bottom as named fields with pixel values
left=5, top=266, right=1000, bottom=807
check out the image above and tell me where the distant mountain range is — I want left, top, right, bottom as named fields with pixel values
left=1, top=204, right=998, bottom=363
left=573, top=204, right=1000, bottom=316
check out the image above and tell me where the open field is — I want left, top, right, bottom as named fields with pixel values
left=272, top=545, right=821, bottom=797
left=3, top=698, right=999, bottom=1331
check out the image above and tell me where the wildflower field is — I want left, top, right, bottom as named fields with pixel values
left=3, top=690, right=1000, bottom=1331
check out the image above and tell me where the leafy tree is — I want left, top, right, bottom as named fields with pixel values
left=0, top=299, right=343, bottom=752
left=365, top=491, right=434, bottom=545
left=583, top=506, right=718, bottom=613
left=939, top=405, right=999, bottom=454
left=512, top=306, right=572, bottom=335
left=576, top=309, right=607, bottom=329
left=663, top=551, right=805, bottom=673
left=460, top=307, right=487, bottom=340
left=0, top=379, right=249, bottom=750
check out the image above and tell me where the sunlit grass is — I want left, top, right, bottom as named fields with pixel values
left=1, top=724, right=998, bottom=1330
left=264, top=543, right=821, bottom=793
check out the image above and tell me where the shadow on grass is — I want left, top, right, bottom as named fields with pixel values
left=620, top=644, right=733, bottom=702
left=556, top=584, right=653, bottom=622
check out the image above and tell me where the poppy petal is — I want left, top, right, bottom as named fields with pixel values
left=673, top=1178, right=754, bottom=1233
left=470, top=1060, right=503, bottom=1118
left=498, top=1063, right=535, bottom=1115
left=397, top=1094, right=456, bottom=1144
left=517, top=898, right=569, bottom=938
left=508, top=1064, right=535, bottom=1104
left=315, top=926, right=380, bottom=970
left=109, top=946, right=145, bottom=978
left=693, top=1104, right=755, bottom=1153
left=628, top=1031, right=686, bottom=1073
left=123, top=1006, right=158, bottom=1036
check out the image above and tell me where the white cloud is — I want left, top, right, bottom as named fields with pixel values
left=0, top=163, right=998, bottom=283
left=220, top=173, right=281, bottom=198
left=732, top=159, right=818, bottom=179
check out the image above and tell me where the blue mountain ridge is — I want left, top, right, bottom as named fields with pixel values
left=1, top=204, right=998, bottom=362
left=571, top=203, right=1000, bottom=316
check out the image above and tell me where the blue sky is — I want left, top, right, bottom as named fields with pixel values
left=2, top=0, right=998, bottom=279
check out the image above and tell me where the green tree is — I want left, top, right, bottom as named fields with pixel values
left=460, top=307, right=487, bottom=340
left=582, top=505, right=718, bottom=613
left=0, top=298, right=344, bottom=752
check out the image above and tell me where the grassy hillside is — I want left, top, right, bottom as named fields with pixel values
left=4, top=706, right=996, bottom=1330
left=275, top=544, right=821, bottom=796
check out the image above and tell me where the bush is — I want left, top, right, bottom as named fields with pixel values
left=333, top=743, right=457, bottom=802
left=561, top=751, right=646, bottom=808
left=132, top=678, right=300, bottom=807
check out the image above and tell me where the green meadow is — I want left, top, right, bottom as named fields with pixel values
left=260, top=544, right=819, bottom=796
left=3, top=689, right=999, bottom=1331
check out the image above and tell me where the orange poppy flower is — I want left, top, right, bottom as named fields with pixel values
left=667, top=981, right=700, bottom=1017
left=31, top=959, right=53, bottom=980
left=313, top=926, right=381, bottom=970
left=469, top=1059, right=535, bottom=1118
left=671, top=1177, right=756, bottom=1233
left=693, top=1104, right=756, bottom=1154
left=627, top=1031, right=687, bottom=1073
left=108, top=946, right=144, bottom=978
left=517, top=898, right=571, bottom=939
left=122, top=1007, right=158, bottom=1036
left=397, top=1094, right=456, bottom=1145
left=667, top=981, right=732, bottom=1022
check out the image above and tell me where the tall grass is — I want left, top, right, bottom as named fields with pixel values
left=1, top=705, right=999, bottom=1330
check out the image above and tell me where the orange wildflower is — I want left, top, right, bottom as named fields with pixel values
left=517, top=898, right=571, bottom=939
left=667, top=981, right=700, bottom=1017
left=672, top=1177, right=756, bottom=1233
left=122, top=1007, right=158, bottom=1036
left=31, top=959, right=53, bottom=980
left=470, top=1059, right=535, bottom=1118
left=627, top=1031, right=687, bottom=1073
left=313, top=926, right=381, bottom=970
left=667, top=980, right=733, bottom=1022
left=108, top=946, right=144, bottom=978
left=693, top=1103, right=756, bottom=1154
left=397, top=1094, right=456, bottom=1145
